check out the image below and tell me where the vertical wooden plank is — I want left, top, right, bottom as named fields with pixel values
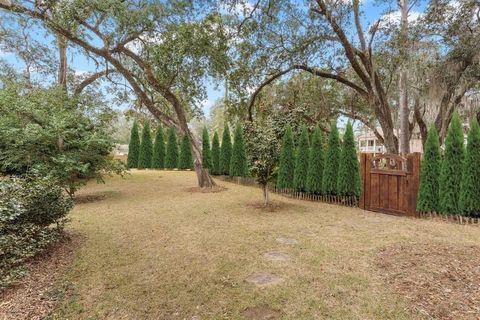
left=388, top=175, right=398, bottom=210
left=364, top=153, right=372, bottom=210
left=380, top=174, right=389, bottom=209
left=406, top=153, right=421, bottom=216
left=370, top=173, right=379, bottom=208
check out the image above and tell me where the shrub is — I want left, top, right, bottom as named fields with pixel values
left=127, top=121, right=141, bottom=169
left=337, top=122, right=361, bottom=197
left=306, top=126, right=324, bottom=194
left=277, top=125, right=295, bottom=189
left=211, top=131, right=220, bottom=175
left=439, top=113, right=464, bottom=214
left=138, top=121, right=153, bottom=169
left=417, top=126, right=441, bottom=213
left=220, top=124, right=232, bottom=175
left=165, top=127, right=179, bottom=169
left=293, top=124, right=309, bottom=191
left=152, top=126, right=165, bottom=169
left=0, top=177, right=73, bottom=291
left=459, top=118, right=480, bottom=217
left=202, top=127, right=212, bottom=170
left=323, top=122, right=341, bottom=195
left=179, top=135, right=193, bottom=170
left=230, top=123, right=248, bottom=177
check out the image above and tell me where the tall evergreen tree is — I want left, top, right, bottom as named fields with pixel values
left=293, top=124, right=310, bottom=191
left=277, top=125, right=295, bottom=189
left=337, top=122, right=361, bottom=197
left=202, top=127, right=212, bottom=170
left=417, top=126, right=441, bottom=213
left=306, top=126, right=324, bottom=194
left=220, top=124, right=232, bottom=175
left=439, top=113, right=465, bottom=214
left=323, top=122, right=341, bottom=195
left=127, top=121, right=140, bottom=169
left=178, top=135, right=193, bottom=170
left=138, top=121, right=153, bottom=169
left=211, top=131, right=220, bottom=175
left=459, top=118, right=480, bottom=217
left=230, top=123, right=248, bottom=177
left=165, top=127, right=179, bottom=169
left=152, top=126, right=165, bottom=169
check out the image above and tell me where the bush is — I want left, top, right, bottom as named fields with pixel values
left=459, top=118, right=480, bottom=217
left=230, top=123, right=248, bottom=177
left=202, top=127, right=212, bottom=170
left=220, top=124, right=232, bottom=175
left=165, top=127, right=179, bottom=169
left=0, top=177, right=73, bottom=291
left=127, top=121, right=140, bottom=169
left=306, top=126, right=324, bottom=194
left=211, top=131, right=221, bottom=175
left=323, top=122, right=341, bottom=195
left=439, top=113, right=464, bottom=214
left=417, top=126, right=441, bottom=213
left=337, top=122, right=361, bottom=197
left=277, top=125, right=295, bottom=189
left=179, top=135, right=193, bottom=170
left=293, top=124, right=309, bottom=191
left=152, top=126, right=165, bottom=169
left=138, top=121, right=153, bottom=169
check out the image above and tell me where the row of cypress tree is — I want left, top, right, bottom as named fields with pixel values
left=201, top=123, right=248, bottom=177
left=277, top=122, right=361, bottom=197
left=417, top=114, right=480, bottom=217
left=127, top=121, right=193, bottom=170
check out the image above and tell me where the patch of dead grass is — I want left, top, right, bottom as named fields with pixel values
left=184, top=185, right=227, bottom=193
left=376, top=242, right=480, bottom=319
left=245, top=200, right=297, bottom=212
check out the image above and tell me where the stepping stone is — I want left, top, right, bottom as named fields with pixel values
left=262, top=252, right=290, bottom=262
left=275, top=237, right=298, bottom=245
left=242, top=305, right=281, bottom=319
left=244, top=272, right=284, bottom=286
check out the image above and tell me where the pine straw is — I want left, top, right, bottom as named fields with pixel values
left=376, top=242, right=480, bottom=320
left=0, top=233, right=82, bottom=320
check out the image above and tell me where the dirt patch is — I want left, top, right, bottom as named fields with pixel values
left=0, top=233, right=83, bottom=320
left=242, top=305, right=281, bottom=319
left=184, top=186, right=227, bottom=193
left=244, top=272, right=284, bottom=287
left=245, top=200, right=295, bottom=212
left=74, top=193, right=107, bottom=204
left=375, top=242, right=480, bottom=320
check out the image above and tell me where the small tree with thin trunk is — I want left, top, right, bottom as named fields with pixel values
left=127, top=121, right=140, bottom=169
left=293, top=124, right=309, bottom=191
left=220, top=124, right=232, bottom=175
left=439, top=113, right=464, bottom=214
left=459, top=118, right=480, bottom=217
left=306, top=126, right=324, bottom=194
left=179, top=135, right=193, bottom=170
left=230, top=123, right=248, bottom=177
left=138, top=121, right=153, bottom=169
left=152, top=126, right=165, bottom=169
left=337, top=122, right=361, bottom=197
left=211, top=131, right=220, bottom=175
left=277, top=125, right=295, bottom=190
left=323, top=122, right=341, bottom=195
left=165, top=127, right=179, bottom=169
left=417, top=126, right=441, bottom=213
left=202, top=127, right=212, bottom=171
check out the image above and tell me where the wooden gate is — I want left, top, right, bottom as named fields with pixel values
left=359, top=153, right=421, bottom=216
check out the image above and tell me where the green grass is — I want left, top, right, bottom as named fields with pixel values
left=50, top=170, right=480, bottom=319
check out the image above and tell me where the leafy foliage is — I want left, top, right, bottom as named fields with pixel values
left=138, top=122, right=153, bottom=169
left=293, top=124, right=310, bottom=191
left=277, top=125, right=295, bottom=189
left=202, top=127, right=212, bottom=170
left=127, top=121, right=140, bottom=169
left=165, top=127, right=178, bottom=169
left=306, top=126, right=324, bottom=194
left=337, top=122, right=361, bottom=197
left=179, top=135, right=193, bottom=170
left=229, top=123, right=248, bottom=177
left=211, top=131, right=220, bottom=175
left=459, top=119, right=480, bottom=217
left=152, top=126, right=165, bottom=169
left=417, top=126, right=441, bottom=213
left=438, top=113, right=465, bottom=214
left=220, top=124, right=232, bottom=175
left=323, top=122, right=341, bottom=195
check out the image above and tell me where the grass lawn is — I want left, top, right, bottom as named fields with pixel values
left=47, top=170, right=479, bottom=319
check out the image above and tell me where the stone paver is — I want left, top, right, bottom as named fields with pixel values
left=262, top=252, right=290, bottom=262
left=244, top=272, right=284, bottom=286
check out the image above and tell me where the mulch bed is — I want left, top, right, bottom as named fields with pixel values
left=0, top=233, right=83, bottom=320
left=376, top=242, right=480, bottom=319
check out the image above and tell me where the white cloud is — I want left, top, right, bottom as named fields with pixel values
left=125, top=33, right=164, bottom=53
left=375, top=10, right=423, bottom=30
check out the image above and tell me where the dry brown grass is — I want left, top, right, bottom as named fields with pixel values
left=43, top=170, right=480, bottom=319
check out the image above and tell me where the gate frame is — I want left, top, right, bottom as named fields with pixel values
left=359, top=152, right=421, bottom=216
